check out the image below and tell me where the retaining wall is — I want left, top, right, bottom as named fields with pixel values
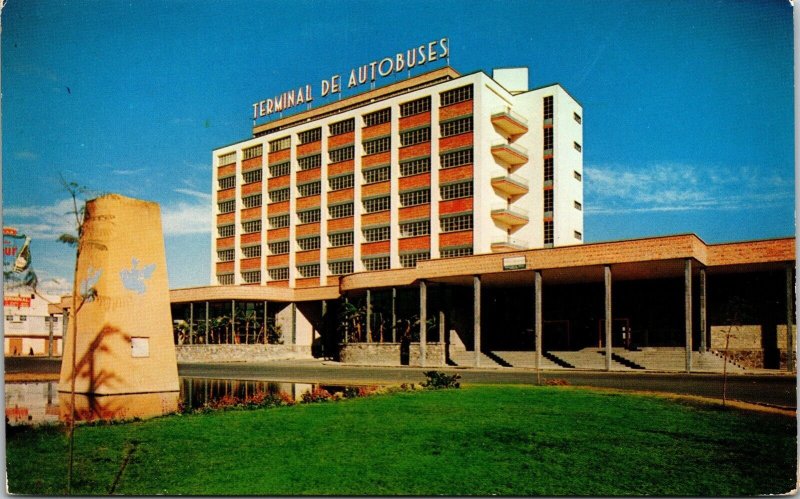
left=176, top=344, right=312, bottom=363
left=339, top=342, right=446, bottom=367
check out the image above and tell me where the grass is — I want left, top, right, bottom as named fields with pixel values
left=6, top=385, right=797, bottom=495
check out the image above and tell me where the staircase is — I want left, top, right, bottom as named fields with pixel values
left=448, top=350, right=507, bottom=368
left=611, top=348, right=747, bottom=372
left=547, top=348, right=635, bottom=370
left=491, top=351, right=563, bottom=369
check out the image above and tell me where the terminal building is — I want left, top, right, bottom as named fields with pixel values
left=166, top=63, right=795, bottom=372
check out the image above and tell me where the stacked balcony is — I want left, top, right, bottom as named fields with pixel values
left=490, top=204, right=529, bottom=227
left=491, top=107, right=529, bottom=138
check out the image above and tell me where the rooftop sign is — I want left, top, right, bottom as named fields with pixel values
left=252, top=37, right=450, bottom=120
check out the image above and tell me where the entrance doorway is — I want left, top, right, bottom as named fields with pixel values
left=597, top=318, right=631, bottom=349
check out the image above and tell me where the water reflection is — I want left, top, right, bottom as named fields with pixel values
left=6, top=378, right=356, bottom=426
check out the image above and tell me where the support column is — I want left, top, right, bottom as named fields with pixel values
left=189, top=302, right=194, bottom=345
left=685, top=259, right=693, bottom=373
left=604, top=265, right=612, bottom=371
left=474, top=275, right=481, bottom=368
left=291, top=302, right=297, bottom=345
left=321, top=300, right=327, bottom=356
left=366, top=289, right=372, bottom=342
left=786, top=264, right=795, bottom=372
left=205, top=301, right=209, bottom=344
left=48, top=314, right=54, bottom=358
left=263, top=301, right=268, bottom=344
left=699, top=268, right=707, bottom=353
left=231, top=299, right=236, bottom=345
left=420, top=280, right=427, bottom=367
left=391, top=288, right=397, bottom=343
left=535, top=271, right=543, bottom=372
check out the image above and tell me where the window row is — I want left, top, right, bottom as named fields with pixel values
left=400, top=252, right=430, bottom=268
left=298, top=154, right=321, bottom=171
left=441, top=148, right=473, bottom=169
left=399, top=97, right=431, bottom=117
left=218, top=152, right=236, bottom=166
left=399, top=127, right=430, bottom=147
left=219, top=176, right=235, bottom=190
left=243, top=144, right=262, bottom=160
left=243, top=195, right=261, bottom=208
left=218, top=200, right=235, bottom=214
left=399, top=189, right=430, bottom=207
left=330, top=146, right=355, bottom=163
left=441, top=85, right=473, bottom=107
left=440, top=181, right=473, bottom=200
left=363, top=136, right=390, bottom=155
left=298, top=127, right=321, bottom=144
left=269, top=136, right=291, bottom=152
left=440, top=117, right=473, bottom=138
left=329, top=174, right=354, bottom=191
left=363, top=108, right=391, bottom=127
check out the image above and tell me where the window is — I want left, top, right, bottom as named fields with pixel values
left=400, top=127, right=430, bottom=147
left=329, top=232, right=354, bottom=247
left=268, top=267, right=289, bottom=281
left=297, top=236, right=320, bottom=251
left=218, top=176, right=235, bottom=190
left=399, top=220, right=430, bottom=237
left=440, top=214, right=473, bottom=232
left=243, top=144, right=263, bottom=159
left=297, top=181, right=321, bottom=197
left=298, top=127, right=321, bottom=144
left=5, top=315, right=13, bottom=321
left=269, top=188, right=290, bottom=203
left=363, top=196, right=390, bottom=213
left=440, top=117, right=473, bottom=137
left=544, top=127, right=553, bottom=151
left=218, top=274, right=234, bottom=285
left=440, top=85, right=473, bottom=106
left=400, top=252, right=430, bottom=268
left=441, top=247, right=473, bottom=258
left=440, top=181, right=473, bottom=200
left=297, top=264, right=320, bottom=278
left=574, top=201, right=582, bottom=211
left=269, top=136, right=291, bottom=152
left=269, top=161, right=290, bottom=177
left=544, top=158, right=554, bottom=182
left=297, top=209, right=321, bottom=224
left=543, top=96, right=553, bottom=120
left=242, top=246, right=261, bottom=258
left=217, top=249, right=235, bottom=262
left=574, top=230, right=583, bottom=241
left=243, top=169, right=262, bottom=183
left=329, top=260, right=354, bottom=275
left=574, top=142, right=582, bottom=152
left=218, top=152, right=236, bottom=166
left=243, top=195, right=262, bottom=208
left=544, top=190, right=554, bottom=213
left=363, top=256, right=390, bottom=271
left=400, top=97, right=431, bottom=117
left=298, top=154, right=321, bottom=171
left=574, top=112, right=582, bottom=124
left=241, top=271, right=261, bottom=283
left=268, top=241, right=290, bottom=254
left=574, top=171, right=582, bottom=181
left=544, top=221, right=554, bottom=245
left=363, top=166, right=390, bottom=184
left=363, top=226, right=390, bottom=242
left=242, top=220, right=262, bottom=233
left=329, top=203, right=354, bottom=219
left=440, top=149, right=473, bottom=169
left=329, top=118, right=354, bottom=136
left=399, top=189, right=430, bottom=207
left=400, top=157, right=431, bottom=177
left=363, top=108, right=390, bottom=127
left=268, top=214, right=290, bottom=229
left=218, top=200, right=235, bottom=214
left=329, top=146, right=354, bottom=163
left=218, top=225, right=235, bottom=237
left=363, top=136, right=390, bottom=155
left=329, top=174, right=354, bottom=191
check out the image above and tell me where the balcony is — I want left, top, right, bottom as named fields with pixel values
left=491, top=204, right=529, bottom=227
left=491, top=140, right=528, bottom=167
left=491, top=173, right=529, bottom=197
left=491, top=237, right=528, bottom=252
left=491, top=107, right=529, bottom=137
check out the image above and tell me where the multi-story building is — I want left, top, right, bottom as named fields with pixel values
left=211, top=66, right=584, bottom=288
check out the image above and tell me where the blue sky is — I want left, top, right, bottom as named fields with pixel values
left=2, top=0, right=794, bottom=293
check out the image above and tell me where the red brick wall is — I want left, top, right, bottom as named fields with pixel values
left=295, top=277, right=321, bottom=288
left=440, top=165, right=473, bottom=184
left=399, top=204, right=430, bottom=222
left=240, top=232, right=260, bottom=245
left=440, top=198, right=473, bottom=215
left=296, top=195, right=321, bottom=211
left=217, top=213, right=234, bottom=225
left=217, top=188, right=235, bottom=202
left=240, top=207, right=260, bottom=221
left=242, top=181, right=262, bottom=196
left=242, top=157, right=262, bottom=170
left=439, top=132, right=473, bottom=152
left=440, top=231, right=472, bottom=248
left=296, top=222, right=321, bottom=238
left=362, top=151, right=390, bottom=168
left=216, top=262, right=234, bottom=274
left=328, top=246, right=354, bottom=260
left=268, top=175, right=290, bottom=190
left=328, top=131, right=354, bottom=149
left=267, top=281, right=290, bottom=288
left=399, top=112, right=431, bottom=130
left=361, top=211, right=390, bottom=227
left=267, top=254, right=289, bottom=267
left=362, top=181, right=390, bottom=198
left=268, top=149, right=290, bottom=164
left=439, top=100, right=472, bottom=121
left=329, top=160, right=354, bottom=176
left=362, top=122, right=390, bottom=140
left=362, top=241, right=390, bottom=256
left=399, top=173, right=431, bottom=192
left=267, top=228, right=289, bottom=241
left=268, top=200, right=290, bottom=214
left=240, top=258, right=261, bottom=271
left=217, top=237, right=234, bottom=249
left=399, top=236, right=430, bottom=252
left=218, top=165, right=235, bottom=178
left=328, top=188, right=354, bottom=205
left=327, top=217, right=354, bottom=232
left=296, top=142, right=321, bottom=157
left=327, top=276, right=341, bottom=286
left=296, top=168, right=321, bottom=184
left=296, top=250, right=320, bottom=265
left=707, top=239, right=795, bottom=266
left=398, top=142, right=430, bottom=161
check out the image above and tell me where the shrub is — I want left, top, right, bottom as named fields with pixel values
left=421, top=371, right=461, bottom=389
left=301, top=388, right=334, bottom=403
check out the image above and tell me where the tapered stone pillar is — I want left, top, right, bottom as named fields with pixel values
left=786, top=264, right=795, bottom=372
left=535, top=270, right=543, bottom=371
left=58, top=195, right=178, bottom=420
left=685, top=259, right=693, bottom=373
left=474, top=276, right=481, bottom=368
left=699, top=268, right=707, bottom=352
left=604, top=265, right=612, bottom=371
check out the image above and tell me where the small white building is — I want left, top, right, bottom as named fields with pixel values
left=4, top=288, right=65, bottom=356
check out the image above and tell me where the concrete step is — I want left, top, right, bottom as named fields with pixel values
left=491, top=351, right=562, bottom=369
left=448, top=350, right=507, bottom=368
left=547, top=349, right=634, bottom=370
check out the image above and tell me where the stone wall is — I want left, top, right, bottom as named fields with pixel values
left=339, top=342, right=446, bottom=367
left=176, top=344, right=312, bottom=363
left=710, top=325, right=762, bottom=350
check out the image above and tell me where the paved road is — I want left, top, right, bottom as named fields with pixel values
left=7, top=357, right=797, bottom=409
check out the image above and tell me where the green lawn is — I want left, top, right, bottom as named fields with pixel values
left=6, top=385, right=797, bottom=495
